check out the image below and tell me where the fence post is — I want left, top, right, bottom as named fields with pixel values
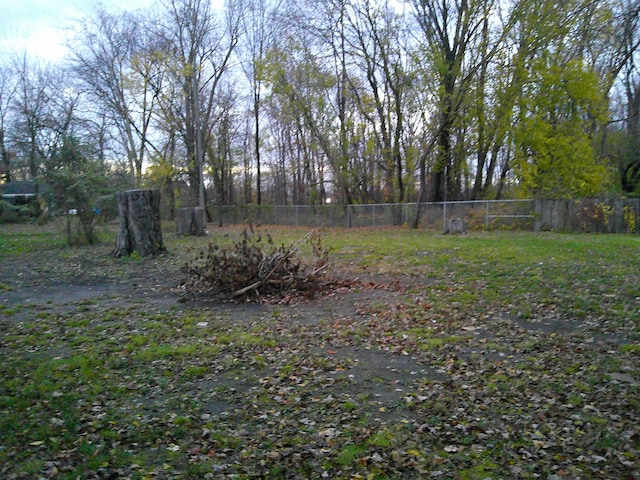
left=443, top=202, right=447, bottom=232
left=617, top=199, right=623, bottom=233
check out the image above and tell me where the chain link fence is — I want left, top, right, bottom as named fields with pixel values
left=208, top=198, right=640, bottom=233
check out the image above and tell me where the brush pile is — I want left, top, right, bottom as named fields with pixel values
left=180, top=227, right=335, bottom=302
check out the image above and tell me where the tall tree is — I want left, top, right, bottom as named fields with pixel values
left=267, top=0, right=366, bottom=207
left=613, top=0, right=640, bottom=193
left=12, top=55, right=54, bottom=180
left=501, top=0, right=615, bottom=198
left=410, top=0, right=493, bottom=202
left=0, top=64, right=17, bottom=182
left=348, top=0, right=412, bottom=208
left=70, top=8, right=155, bottom=187
left=152, top=0, right=242, bottom=208
left=619, top=49, right=640, bottom=194
left=207, top=84, right=240, bottom=209
left=513, top=56, right=609, bottom=197
left=471, top=0, right=557, bottom=199
left=239, top=0, right=277, bottom=205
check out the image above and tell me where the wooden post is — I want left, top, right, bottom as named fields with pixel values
left=112, top=189, right=165, bottom=257
left=177, top=206, right=206, bottom=236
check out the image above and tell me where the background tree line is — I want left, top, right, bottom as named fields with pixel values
left=0, top=0, right=639, bottom=225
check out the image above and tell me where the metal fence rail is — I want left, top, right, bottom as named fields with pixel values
left=208, top=198, right=640, bottom=233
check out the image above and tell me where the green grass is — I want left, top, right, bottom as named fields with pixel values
left=0, top=221, right=70, bottom=254
left=335, top=443, right=367, bottom=466
left=0, top=224, right=638, bottom=479
left=325, top=229, right=639, bottom=325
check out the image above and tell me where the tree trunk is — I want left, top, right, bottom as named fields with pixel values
left=177, top=207, right=206, bottom=236
left=112, top=189, right=165, bottom=257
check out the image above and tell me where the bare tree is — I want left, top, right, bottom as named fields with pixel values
left=12, top=55, right=54, bottom=179
left=4, top=0, right=631, bottom=211
left=267, top=0, right=363, bottom=207
left=409, top=0, right=505, bottom=202
left=70, top=8, right=156, bottom=187
left=618, top=0, right=640, bottom=192
left=239, top=0, right=280, bottom=205
left=151, top=0, right=243, bottom=210
left=0, top=63, right=17, bottom=182
left=347, top=0, right=412, bottom=213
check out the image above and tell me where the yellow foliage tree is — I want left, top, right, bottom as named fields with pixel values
left=513, top=57, right=610, bottom=198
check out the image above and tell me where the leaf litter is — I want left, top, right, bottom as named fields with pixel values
left=0, top=226, right=638, bottom=479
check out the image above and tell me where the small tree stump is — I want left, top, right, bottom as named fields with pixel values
left=443, top=217, right=465, bottom=235
left=177, top=207, right=206, bottom=236
left=112, top=189, right=165, bottom=257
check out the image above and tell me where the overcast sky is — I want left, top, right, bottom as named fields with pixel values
left=0, top=0, right=155, bottom=61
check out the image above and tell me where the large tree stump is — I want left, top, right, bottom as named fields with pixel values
left=177, top=207, right=206, bottom=236
left=112, top=189, right=165, bottom=257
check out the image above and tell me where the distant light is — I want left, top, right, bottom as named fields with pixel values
left=326, top=197, right=332, bottom=204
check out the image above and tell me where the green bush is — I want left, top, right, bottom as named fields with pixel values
left=0, top=200, right=18, bottom=223
left=42, top=136, right=111, bottom=245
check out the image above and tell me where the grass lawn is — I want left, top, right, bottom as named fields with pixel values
left=0, top=221, right=638, bottom=479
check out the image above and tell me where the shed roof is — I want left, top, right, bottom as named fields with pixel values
left=1, top=181, right=38, bottom=195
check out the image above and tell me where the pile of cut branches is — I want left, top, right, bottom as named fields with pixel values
left=180, top=226, right=337, bottom=302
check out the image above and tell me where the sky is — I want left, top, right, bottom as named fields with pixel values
left=0, top=0, right=155, bottom=61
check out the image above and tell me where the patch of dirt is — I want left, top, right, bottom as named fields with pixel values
left=498, top=312, right=630, bottom=346
left=1, top=245, right=180, bottom=313
left=1, top=243, right=450, bottom=431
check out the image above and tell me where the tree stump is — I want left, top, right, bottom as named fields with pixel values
left=177, top=207, right=206, bottom=236
left=112, top=189, right=165, bottom=257
left=443, top=217, right=465, bottom=235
